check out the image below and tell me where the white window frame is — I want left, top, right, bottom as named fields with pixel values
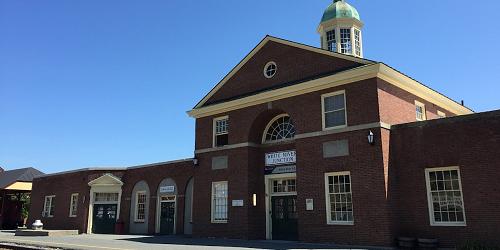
left=134, top=191, right=147, bottom=222
left=437, top=110, right=446, bottom=118
left=263, top=61, right=277, bottom=79
left=425, top=166, right=467, bottom=227
left=324, top=171, right=354, bottom=225
left=262, top=114, right=296, bottom=144
left=415, top=100, right=427, bottom=121
left=213, top=116, right=229, bottom=148
left=325, top=28, right=337, bottom=52
left=43, top=195, right=55, bottom=218
left=211, top=181, right=228, bottom=223
left=69, top=193, right=78, bottom=217
left=321, top=90, right=347, bottom=130
left=353, top=28, right=362, bottom=57
left=339, top=27, right=353, bottom=55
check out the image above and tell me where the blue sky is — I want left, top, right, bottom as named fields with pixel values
left=1, top=1, right=499, bottom=173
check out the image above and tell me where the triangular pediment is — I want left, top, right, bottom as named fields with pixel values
left=193, top=36, right=374, bottom=109
left=88, top=173, right=123, bottom=186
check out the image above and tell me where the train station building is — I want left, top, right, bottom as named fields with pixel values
left=29, top=0, right=500, bottom=248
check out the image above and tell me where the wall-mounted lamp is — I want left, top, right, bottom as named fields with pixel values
left=368, top=130, right=375, bottom=145
left=252, top=194, right=257, bottom=207
left=193, top=158, right=199, bottom=166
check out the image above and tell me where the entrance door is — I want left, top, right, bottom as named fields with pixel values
left=271, top=195, right=298, bottom=240
left=159, top=201, right=175, bottom=235
left=92, top=204, right=117, bottom=234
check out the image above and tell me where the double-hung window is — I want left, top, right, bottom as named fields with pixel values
left=211, top=181, right=228, bottom=223
left=43, top=195, right=55, bottom=218
left=213, top=116, right=229, bottom=147
left=135, top=191, right=147, bottom=222
left=425, top=167, right=466, bottom=226
left=322, top=91, right=347, bottom=129
left=325, top=172, right=353, bottom=224
left=69, top=193, right=78, bottom=217
left=340, top=28, right=352, bottom=54
left=415, top=101, right=426, bottom=121
left=326, top=30, right=337, bottom=52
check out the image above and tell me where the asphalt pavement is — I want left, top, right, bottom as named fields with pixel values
left=0, top=231, right=383, bottom=250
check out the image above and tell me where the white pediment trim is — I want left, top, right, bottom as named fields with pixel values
left=192, top=35, right=373, bottom=109
left=88, top=173, right=123, bottom=186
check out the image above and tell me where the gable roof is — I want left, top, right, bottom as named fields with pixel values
left=0, top=167, right=45, bottom=189
left=88, top=173, right=123, bottom=186
left=188, top=36, right=473, bottom=118
left=192, top=35, right=376, bottom=109
left=188, top=63, right=473, bottom=118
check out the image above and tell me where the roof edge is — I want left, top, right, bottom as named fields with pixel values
left=191, top=35, right=375, bottom=110
left=392, top=109, right=500, bottom=129
left=34, top=158, right=194, bottom=179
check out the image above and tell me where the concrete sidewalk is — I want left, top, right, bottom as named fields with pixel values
left=0, top=232, right=380, bottom=250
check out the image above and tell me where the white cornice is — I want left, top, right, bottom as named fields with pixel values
left=188, top=64, right=378, bottom=118
left=192, top=36, right=373, bottom=109
left=376, top=64, right=473, bottom=115
left=188, top=63, right=473, bottom=118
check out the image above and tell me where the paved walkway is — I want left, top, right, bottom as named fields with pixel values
left=0, top=232, right=378, bottom=250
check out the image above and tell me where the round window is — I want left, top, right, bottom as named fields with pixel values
left=263, top=61, right=277, bottom=78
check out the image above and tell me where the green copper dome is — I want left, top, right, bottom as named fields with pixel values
left=321, top=0, right=361, bottom=23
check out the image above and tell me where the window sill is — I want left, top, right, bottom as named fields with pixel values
left=134, top=220, right=145, bottom=224
left=211, top=220, right=228, bottom=224
left=69, top=215, right=77, bottom=218
left=430, top=222, right=466, bottom=227
left=327, top=221, right=354, bottom=226
left=322, top=124, right=348, bottom=131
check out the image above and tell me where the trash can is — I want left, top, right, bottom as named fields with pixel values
left=114, top=221, right=125, bottom=235
left=418, top=238, right=438, bottom=250
left=398, top=237, right=416, bottom=248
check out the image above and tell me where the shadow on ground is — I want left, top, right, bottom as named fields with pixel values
left=118, top=235, right=365, bottom=250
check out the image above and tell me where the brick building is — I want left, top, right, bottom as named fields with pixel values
left=29, top=1, right=500, bottom=248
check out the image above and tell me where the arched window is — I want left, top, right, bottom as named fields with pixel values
left=263, top=114, right=296, bottom=143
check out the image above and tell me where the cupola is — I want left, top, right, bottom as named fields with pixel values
left=318, top=0, right=364, bottom=58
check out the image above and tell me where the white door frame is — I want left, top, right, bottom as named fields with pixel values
left=264, top=173, right=297, bottom=240
left=155, top=195, right=177, bottom=234
left=86, top=174, right=123, bottom=234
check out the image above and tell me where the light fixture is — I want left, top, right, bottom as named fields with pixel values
left=368, top=130, right=374, bottom=145
left=252, top=194, right=257, bottom=207
left=193, top=158, right=199, bottom=166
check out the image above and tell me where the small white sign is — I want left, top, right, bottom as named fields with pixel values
left=232, top=200, right=244, bottom=207
left=265, top=150, right=296, bottom=166
left=159, top=186, right=175, bottom=193
left=306, top=199, right=314, bottom=211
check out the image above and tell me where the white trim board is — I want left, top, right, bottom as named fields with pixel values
left=192, top=35, right=373, bottom=109
left=188, top=63, right=473, bottom=118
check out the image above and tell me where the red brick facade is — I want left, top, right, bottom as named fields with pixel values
left=29, top=37, right=499, bottom=248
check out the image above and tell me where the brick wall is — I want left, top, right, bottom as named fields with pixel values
left=390, top=111, right=500, bottom=247
left=377, top=79, right=456, bottom=125
left=196, top=79, right=380, bottom=149
left=29, top=170, right=125, bottom=233
left=120, top=161, right=194, bottom=234
left=29, top=161, right=194, bottom=235
left=204, top=40, right=364, bottom=106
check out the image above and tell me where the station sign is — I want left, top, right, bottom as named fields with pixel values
left=265, top=150, right=296, bottom=175
left=159, top=185, right=175, bottom=193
